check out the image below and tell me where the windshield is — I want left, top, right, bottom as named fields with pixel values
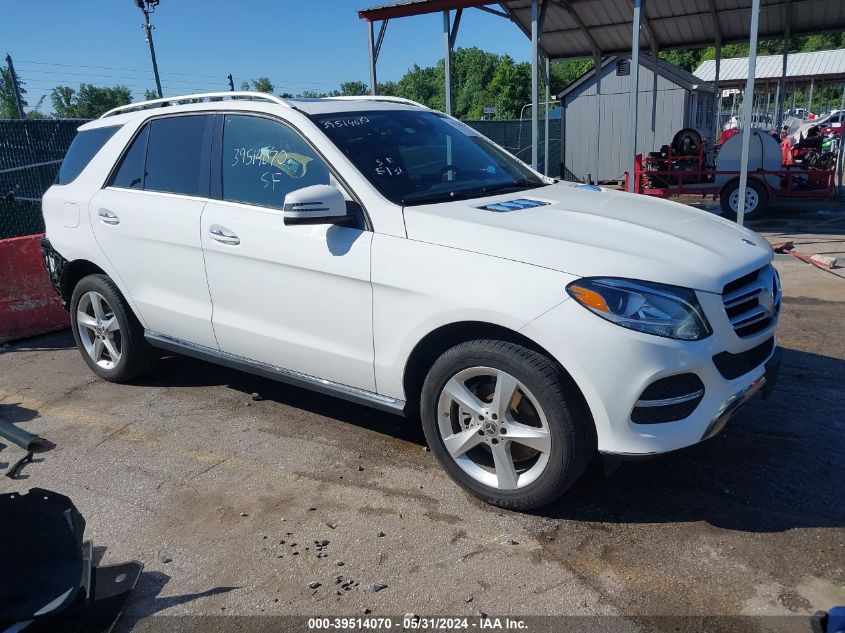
left=311, top=109, right=546, bottom=206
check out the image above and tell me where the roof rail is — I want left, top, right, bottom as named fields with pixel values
left=100, top=91, right=291, bottom=119
left=323, top=95, right=428, bottom=109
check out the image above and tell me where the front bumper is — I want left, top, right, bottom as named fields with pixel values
left=520, top=296, right=779, bottom=455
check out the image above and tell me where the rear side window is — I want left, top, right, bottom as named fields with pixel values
left=143, top=115, right=209, bottom=196
left=109, top=124, right=149, bottom=190
left=56, top=126, right=120, bottom=185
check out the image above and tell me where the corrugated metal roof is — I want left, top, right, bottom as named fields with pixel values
left=359, top=0, right=845, bottom=60
left=694, top=49, right=845, bottom=82
left=559, top=54, right=714, bottom=98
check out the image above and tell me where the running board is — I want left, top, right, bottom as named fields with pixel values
left=144, top=331, right=406, bottom=415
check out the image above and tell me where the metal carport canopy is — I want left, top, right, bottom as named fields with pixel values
left=358, top=0, right=845, bottom=61
left=359, top=0, right=845, bottom=225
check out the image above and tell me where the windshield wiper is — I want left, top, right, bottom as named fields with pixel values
left=481, top=179, right=546, bottom=195
left=401, top=179, right=546, bottom=206
left=401, top=188, right=479, bottom=206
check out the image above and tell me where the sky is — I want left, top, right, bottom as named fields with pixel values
left=3, top=0, right=531, bottom=114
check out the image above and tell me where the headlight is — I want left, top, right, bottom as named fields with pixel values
left=566, top=277, right=712, bottom=341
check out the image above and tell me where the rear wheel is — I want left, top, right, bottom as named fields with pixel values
left=70, top=274, right=157, bottom=382
left=420, top=340, right=593, bottom=510
left=720, top=179, right=768, bottom=221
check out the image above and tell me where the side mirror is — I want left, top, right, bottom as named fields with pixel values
left=283, top=185, right=348, bottom=226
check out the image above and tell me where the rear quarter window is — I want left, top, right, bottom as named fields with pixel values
left=56, top=126, right=120, bottom=185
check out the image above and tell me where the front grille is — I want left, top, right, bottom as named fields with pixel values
left=721, top=265, right=780, bottom=338
left=712, top=337, right=775, bottom=380
left=631, top=373, right=705, bottom=424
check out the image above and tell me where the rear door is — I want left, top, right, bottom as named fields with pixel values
left=90, top=114, right=218, bottom=348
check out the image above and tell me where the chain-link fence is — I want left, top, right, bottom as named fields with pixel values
left=463, top=119, right=561, bottom=178
left=0, top=120, right=84, bottom=239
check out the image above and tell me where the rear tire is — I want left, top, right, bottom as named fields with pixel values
left=720, top=179, right=768, bottom=221
left=420, top=339, right=593, bottom=510
left=70, top=274, right=158, bottom=382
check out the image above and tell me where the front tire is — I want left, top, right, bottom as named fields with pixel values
left=70, top=274, right=157, bottom=382
left=420, top=340, right=593, bottom=510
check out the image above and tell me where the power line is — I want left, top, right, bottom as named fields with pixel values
left=16, top=59, right=342, bottom=88
left=16, top=58, right=221, bottom=79
left=16, top=68, right=226, bottom=88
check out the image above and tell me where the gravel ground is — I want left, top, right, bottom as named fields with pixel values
left=1, top=215, right=843, bottom=631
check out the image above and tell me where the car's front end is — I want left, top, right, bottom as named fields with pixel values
left=521, top=259, right=781, bottom=456
left=307, top=101, right=782, bottom=460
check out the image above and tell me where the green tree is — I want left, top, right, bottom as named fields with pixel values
left=487, top=55, right=531, bottom=118
left=51, top=84, right=132, bottom=118
left=395, top=63, right=442, bottom=110
left=1, top=66, right=27, bottom=118
left=340, top=81, right=368, bottom=96
left=144, top=89, right=159, bottom=100
left=377, top=80, right=397, bottom=95
left=240, top=77, right=274, bottom=93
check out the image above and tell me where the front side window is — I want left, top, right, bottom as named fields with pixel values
left=143, top=115, right=209, bottom=196
left=56, top=126, right=120, bottom=185
left=222, top=114, right=331, bottom=209
left=311, top=110, right=545, bottom=205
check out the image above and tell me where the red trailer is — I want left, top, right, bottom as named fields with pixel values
left=624, top=128, right=837, bottom=220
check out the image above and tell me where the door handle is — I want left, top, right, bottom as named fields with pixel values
left=209, top=225, right=240, bottom=246
left=98, top=209, right=120, bottom=225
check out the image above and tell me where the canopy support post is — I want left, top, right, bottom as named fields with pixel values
left=627, top=0, right=642, bottom=193
left=837, top=82, right=845, bottom=194
left=594, top=51, right=602, bottom=184
left=736, top=0, right=761, bottom=226
left=367, top=21, right=378, bottom=96
left=544, top=55, right=551, bottom=176
left=710, top=0, right=722, bottom=141
left=807, top=76, right=814, bottom=114
left=765, top=82, right=770, bottom=123
left=443, top=10, right=452, bottom=116
left=775, top=0, right=791, bottom=128
left=531, top=0, right=539, bottom=170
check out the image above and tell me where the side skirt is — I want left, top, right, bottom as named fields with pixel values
left=144, top=331, right=406, bottom=416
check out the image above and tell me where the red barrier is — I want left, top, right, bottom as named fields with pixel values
left=0, top=234, right=69, bottom=344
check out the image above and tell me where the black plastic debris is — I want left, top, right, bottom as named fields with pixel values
left=0, top=488, right=143, bottom=633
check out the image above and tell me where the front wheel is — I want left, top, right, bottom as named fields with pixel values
left=420, top=340, right=593, bottom=510
left=720, top=179, right=768, bottom=221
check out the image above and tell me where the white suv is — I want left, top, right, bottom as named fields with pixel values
left=42, top=92, right=781, bottom=509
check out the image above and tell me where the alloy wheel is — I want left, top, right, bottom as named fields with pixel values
left=76, top=291, right=122, bottom=370
left=436, top=366, right=552, bottom=490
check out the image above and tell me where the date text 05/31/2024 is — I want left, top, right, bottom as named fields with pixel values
left=307, top=617, right=529, bottom=630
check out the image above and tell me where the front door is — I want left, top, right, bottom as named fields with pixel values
left=201, top=113, right=375, bottom=391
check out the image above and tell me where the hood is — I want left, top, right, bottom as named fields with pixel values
left=402, top=183, right=773, bottom=294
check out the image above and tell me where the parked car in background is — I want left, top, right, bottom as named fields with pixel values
left=785, top=108, right=811, bottom=120
left=41, top=92, right=781, bottom=509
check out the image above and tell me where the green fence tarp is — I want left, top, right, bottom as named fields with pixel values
left=0, top=119, right=83, bottom=239
left=463, top=119, right=561, bottom=178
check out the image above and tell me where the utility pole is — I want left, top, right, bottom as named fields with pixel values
left=5, top=54, right=26, bottom=119
left=227, top=74, right=234, bottom=91
left=134, top=0, right=163, bottom=98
